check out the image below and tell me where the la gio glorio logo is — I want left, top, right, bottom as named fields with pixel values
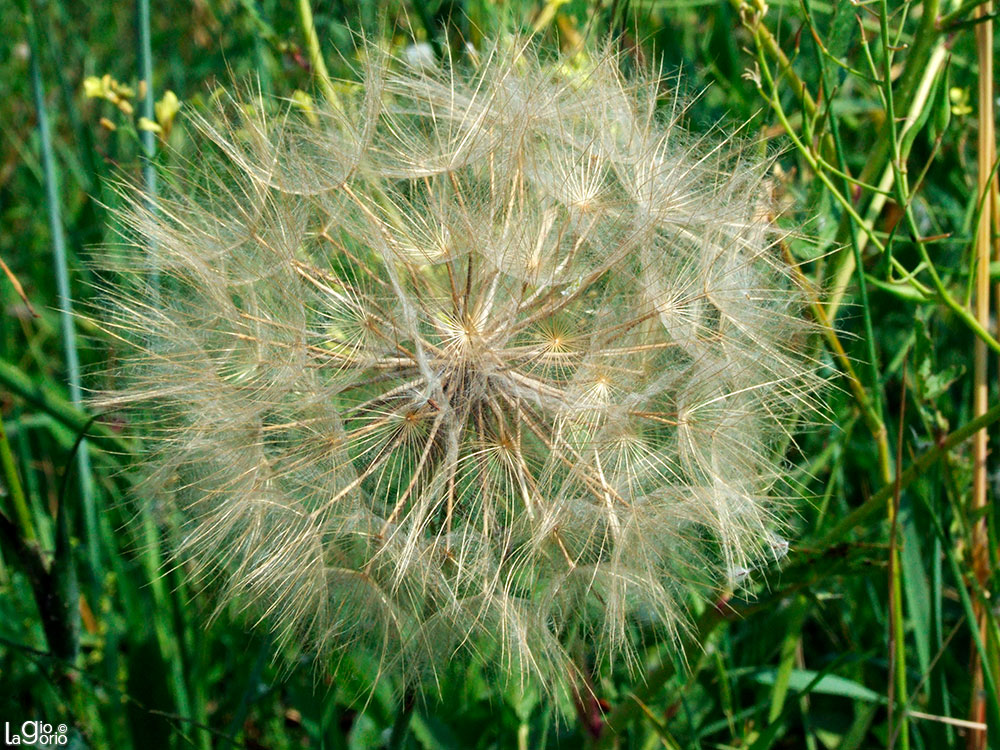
left=4, top=721, right=68, bottom=746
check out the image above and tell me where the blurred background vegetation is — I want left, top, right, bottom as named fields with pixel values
left=2, top=0, right=999, bottom=747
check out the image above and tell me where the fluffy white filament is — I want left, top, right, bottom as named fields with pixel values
left=98, top=41, right=819, bottom=694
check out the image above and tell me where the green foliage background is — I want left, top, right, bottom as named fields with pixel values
left=1, top=0, right=999, bottom=748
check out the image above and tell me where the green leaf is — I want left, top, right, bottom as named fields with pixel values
left=347, top=713, right=383, bottom=750
left=751, top=669, right=883, bottom=703
left=865, top=273, right=931, bottom=302
left=827, top=0, right=856, bottom=61
left=901, top=512, right=932, bottom=675
left=913, top=317, right=965, bottom=402
left=410, top=713, right=463, bottom=750
left=899, top=60, right=947, bottom=160
left=767, top=596, right=810, bottom=723
left=928, top=61, right=952, bottom=144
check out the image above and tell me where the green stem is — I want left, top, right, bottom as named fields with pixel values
left=817, top=399, right=1000, bottom=548
left=0, top=415, right=35, bottom=544
left=937, top=0, right=995, bottom=29
left=827, top=0, right=943, bottom=319
left=782, top=238, right=891, bottom=485
left=918, top=492, right=1000, bottom=744
left=26, top=6, right=99, bottom=574
left=757, top=42, right=1000, bottom=354
left=732, top=0, right=817, bottom=118
left=296, top=0, right=339, bottom=108
left=0, top=358, right=132, bottom=455
left=137, top=0, right=159, bottom=289
left=801, top=0, right=888, bottom=469
left=876, top=4, right=910, bottom=745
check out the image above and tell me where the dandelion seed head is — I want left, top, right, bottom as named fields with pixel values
left=97, top=39, right=821, bottom=699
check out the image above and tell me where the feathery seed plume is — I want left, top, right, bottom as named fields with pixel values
left=97, top=39, right=819, bottom=696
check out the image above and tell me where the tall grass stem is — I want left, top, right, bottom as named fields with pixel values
left=138, top=0, right=159, bottom=289
left=969, top=5, right=994, bottom=748
left=297, top=0, right=339, bottom=107
left=27, top=8, right=99, bottom=574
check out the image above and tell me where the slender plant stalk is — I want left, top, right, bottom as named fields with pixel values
left=888, top=369, right=908, bottom=750
left=872, top=6, right=910, bottom=747
left=969, top=5, right=994, bottom=748
left=137, top=0, right=159, bottom=289
left=751, top=29, right=1000, bottom=354
left=826, top=43, right=948, bottom=318
left=856, top=0, right=942, bottom=199
left=921, top=486, right=1000, bottom=747
left=0, top=359, right=132, bottom=454
left=819, top=400, right=1000, bottom=547
left=827, top=0, right=941, bottom=320
left=732, top=0, right=817, bottom=118
left=0, top=256, right=38, bottom=317
left=780, top=240, right=891, bottom=485
left=0, top=415, right=35, bottom=545
left=739, top=0, right=943, bottom=325
left=296, top=0, right=339, bottom=108
left=26, top=6, right=99, bottom=574
left=799, top=0, right=890, bottom=476
left=938, top=0, right=997, bottom=29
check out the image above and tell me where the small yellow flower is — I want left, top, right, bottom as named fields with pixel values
left=83, top=75, right=107, bottom=99
left=950, top=87, right=973, bottom=116
left=83, top=73, right=135, bottom=115
left=154, top=90, right=180, bottom=137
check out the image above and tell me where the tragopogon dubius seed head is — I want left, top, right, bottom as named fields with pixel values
left=96, top=39, right=822, bottom=699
